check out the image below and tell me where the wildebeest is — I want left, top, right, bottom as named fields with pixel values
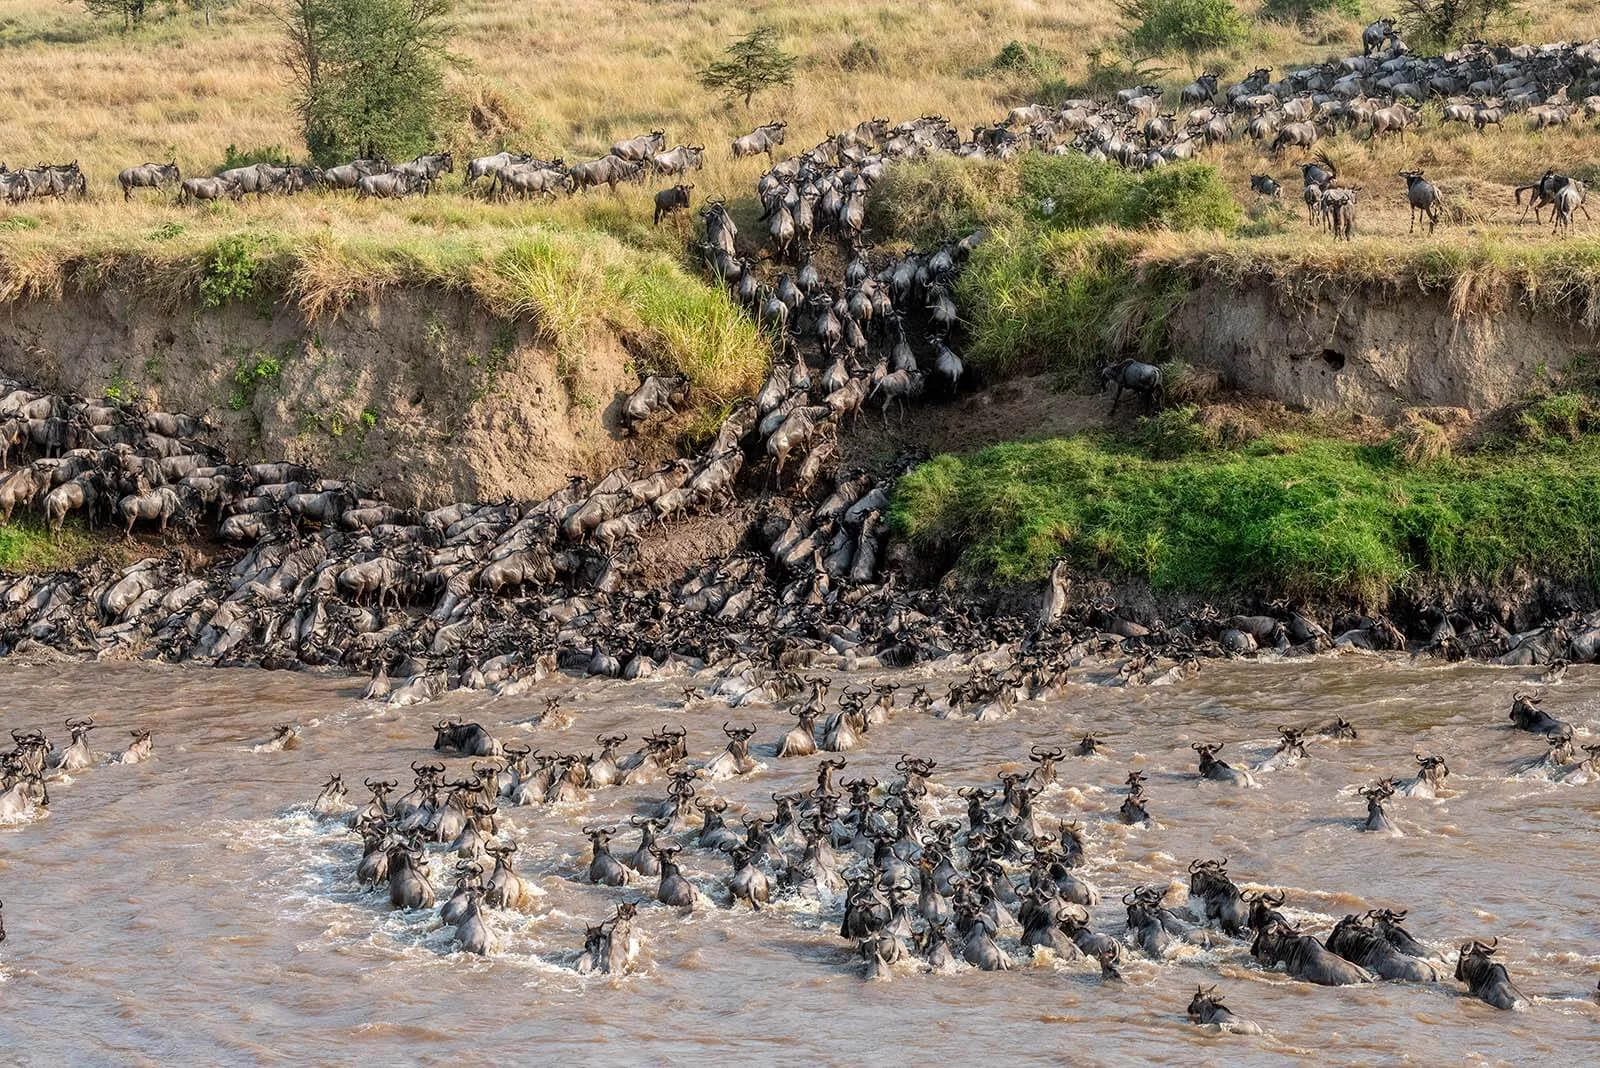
left=1192, top=742, right=1257, bottom=787
left=117, top=485, right=185, bottom=537
left=568, top=155, right=644, bottom=192
left=1186, top=986, right=1262, bottom=1035
left=218, top=163, right=298, bottom=198
left=433, top=720, right=501, bottom=758
left=322, top=158, right=390, bottom=189
left=1100, top=359, right=1163, bottom=413
left=1252, top=922, right=1375, bottom=985
left=1249, top=174, right=1281, bottom=198
left=611, top=131, right=666, bottom=163
left=1271, top=122, right=1318, bottom=154
left=356, top=171, right=426, bottom=200
left=653, top=183, right=694, bottom=225
left=177, top=176, right=243, bottom=204
left=1326, top=914, right=1440, bottom=981
left=1363, top=17, right=1396, bottom=56
left=1180, top=72, right=1220, bottom=107
left=1399, top=170, right=1439, bottom=233
left=620, top=374, right=690, bottom=434
left=1508, top=692, right=1571, bottom=736
left=118, top=162, right=180, bottom=201
left=1456, top=939, right=1527, bottom=1009
left=492, top=163, right=570, bottom=200
left=464, top=151, right=533, bottom=190
left=392, top=151, right=454, bottom=193
left=1188, top=859, right=1251, bottom=937
left=732, top=121, right=788, bottom=159
left=1370, top=104, right=1418, bottom=142
left=1322, top=186, right=1357, bottom=241
left=650, top=144, right=705, bottom=176
left=1551, top=177, right=1589, bottom=234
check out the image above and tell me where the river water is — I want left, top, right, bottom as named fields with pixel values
left=3, top=653, right=1599, bottom=1065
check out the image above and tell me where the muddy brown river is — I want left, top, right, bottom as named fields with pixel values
left=3, top=654, right=1599, bottom=1064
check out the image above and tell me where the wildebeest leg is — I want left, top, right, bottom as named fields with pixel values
left=1110, top=382, right=1124, bottom=414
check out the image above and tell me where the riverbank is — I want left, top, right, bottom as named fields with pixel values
left=890, top=396, right=1600, bottom=611
left=0, top=225, right=764, bottom=506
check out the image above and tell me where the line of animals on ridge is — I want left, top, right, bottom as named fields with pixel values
left=6, top=27, right=1598, bottom=235
left=10, top=678, right=1582, bottom=1029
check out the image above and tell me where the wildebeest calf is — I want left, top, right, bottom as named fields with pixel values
left=653, top=184, right=694, bottom=225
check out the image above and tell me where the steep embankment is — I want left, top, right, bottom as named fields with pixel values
left=0, top=232, right=766, bottom=508
left=1157, top=242, right=1600, bottom=416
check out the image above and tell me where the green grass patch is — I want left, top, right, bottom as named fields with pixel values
left=891, top=433, right=1600, bottom=603
left=0, top=516, right=112, bottom=574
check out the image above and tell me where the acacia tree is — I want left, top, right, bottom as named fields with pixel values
left=698, top=27, right=796, bottom=109
left=1399, top=0, right=1521, bottom=50
left=277, top=0, right=454, bottom=164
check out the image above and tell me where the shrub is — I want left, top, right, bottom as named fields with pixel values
left=1400, top=0, right=1524, bottom=52
left=864, top=156, right=1020, bottom=245
left=1116, top=0, right=1247, bottom=64
left=990, top=40, right=1063, bottom=75
left=1018, top=154, right=1136, bottom=229
left=199, top=234, right=265, bottom=308
left=220, top=143, right=291, bottom=170
left=1127, top=164, right=1242, bottom=231
left=229, top=354, right=282, bottom=410
left=1132, top=405, right=1223, bottom=458
left=1514, top=390, right=1600, bottom=445
left=957, top=229, right=1143, bottom=374
left=839, top=38, right=882, bottom=72
left=1259, top=0, right=1361, bottom=21
left=1018, top=156, right=1239, bottom=231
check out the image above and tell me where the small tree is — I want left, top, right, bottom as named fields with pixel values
left=698, top=27, right=796, bottom=109
left=1399, top=0, right=1521, bottom=51
left=1116, top=0, right=1246, bottom=69
left=277, top=0, right=454, bottom=165
left=77, top=0, right=150, bottom=31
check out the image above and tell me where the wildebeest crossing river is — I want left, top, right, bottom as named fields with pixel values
left=3, top=654, right=1599, bottom=1063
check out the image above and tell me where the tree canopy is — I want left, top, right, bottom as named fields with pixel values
left=697, top=27, right=796, bottom=109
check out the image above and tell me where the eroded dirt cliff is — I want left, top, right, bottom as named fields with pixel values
left=0, top=284, right=665, bottom=508
left=1166, top=278, right=1595, bottom=414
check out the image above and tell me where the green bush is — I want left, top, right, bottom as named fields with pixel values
left=200, top=234, right=265, bottom=308
left=990, top=40, right=1063, bottom=75
left=1117, top=0, right=1247, bottom=63
left=1018, top=154, right=1136, bottom=229
left=1128, top=164, right=1242, bottom=231
left=1018, top=156, right=1238, bottom=231
left=1132, top=405, right=1223, bottom=458
left=1259, top=0, right=1361, bottom=21
left=220, top=143, right=291, bottom=170
left=863, top=156, right=1021, bottom=246
left=1515, top=391, right=1600, bottom=445
left=229, top=354, right=282, bottom=410
left=956, top=229, right=1136, bottom=374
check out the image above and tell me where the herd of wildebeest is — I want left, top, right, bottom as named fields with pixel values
left=2, top=22, right=1599, bottom=1034
left=2, top=28, right=1599, bottom=236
